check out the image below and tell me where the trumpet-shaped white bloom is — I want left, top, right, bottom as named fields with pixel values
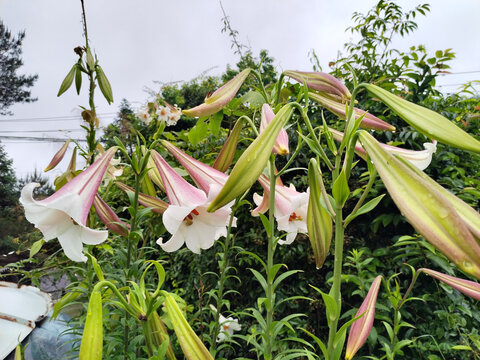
left=136, top=105, right=151, bottom=125
left=20, top=147, right=117, bottom=262
left=151, top=151, right=234, bottom=253
left=217, top=314, right=241, bottom=342
left=252, top=175, right=308, bottom=245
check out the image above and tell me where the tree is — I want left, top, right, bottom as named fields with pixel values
left=0, top=140, right=18, bottom=208
left=0, top=20, right=38, bottom=115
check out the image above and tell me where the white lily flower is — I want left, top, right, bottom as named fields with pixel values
left=252, top=175, right=308, bottom=245
left=136, top=105, right=151, bottom=125
left=20, top=147, right=117, bottom=262
left=217, top=314, right=241, bottom=342
left=151, top=151, right=233, bottom=254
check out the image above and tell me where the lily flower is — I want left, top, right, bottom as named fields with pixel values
left=260, top=104, right=289, bottom=155
left=161, top=140, right=228, bottom=197
left=150, top=150, right=234, bottom=253
left=346, top=276, right=382, bottom=360
left=20, top=147, right=117, bottom=262
left=252, top=174, right=308, bottom=245
left=309, top=92, right=395, bottom=132
left=217, top=314, right=242, bottom=342
left=284, top=70, right=351, bottom=102
left=329, top=128, right=437, bottom=170
left=359, top=130, right=480, bottom=279
left=182, top=69, right=251, bottom=117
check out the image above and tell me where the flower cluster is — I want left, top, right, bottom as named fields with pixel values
left=136, top=99, right=181, bottom=126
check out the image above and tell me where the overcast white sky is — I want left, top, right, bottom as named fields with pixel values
left=0, top=0, right=479, bottom=182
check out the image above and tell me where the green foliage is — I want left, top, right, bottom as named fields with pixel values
left=0, top=20, right=38, bottom=115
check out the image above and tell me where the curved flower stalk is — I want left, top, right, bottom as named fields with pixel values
left=362, top=83, right=480, bottom=153
left=359, top=130, right=480, bottom=279
left=150, top=150, right=234, bottom=253
left=284, top=70, right=351, bottom=102
left=182, top=69, right=251, bottom=117
left=161, top=140, right=228, bottom=197
left=20, top=147, right=117, bottom=262
left=309, top=92, right=395, bottom=132
left=419, top=268, right=480, bottom=300
left=252, top=174, right=308, bottom=245
left=329, top=128, right=437, bottom=171
left=345, top=276, right=382, bottom=360
left=260, top=104, right=289, bottom=155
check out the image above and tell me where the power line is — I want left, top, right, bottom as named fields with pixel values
left=0, top=136, right=87, bottom=142
left=0, top=129, right=86, bottom=133
left=0, top=112, right=117, bottom=123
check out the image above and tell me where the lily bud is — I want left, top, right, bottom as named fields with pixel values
left=359, top=130, right=480, bottom=279
left=116, top=182, right=168, bottom=214
left=213, top=117, right=244, bottom=172
left=208, top=104, right=294, bottom=212
left=182, top=69, right=251, bottom=117
left=420, top=268, right=480, bottom=300
left=260, top=104, right=289, bottom=155
left=284, top=70, right=351, bottom=101
left=93, top=194, right=129, bottom=236
left=162, top=292, right=213, bottom=360
left=309, top=92, right=395, bottom=132
left=141, top=146, right=165, bottom=191
left=363, top=83, right=480, bottom=153
left=307, top=159, right=332, bottom=268
left=44, top=139, right=71, bottom=172
left=345, top=276, right=382, bottom=360
left=79, top=289, right=103, bottom=360
left=146, top=311, right=176, bottom=360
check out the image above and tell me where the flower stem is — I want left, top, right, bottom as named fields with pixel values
left=211, top=204, right=237, bottom=354
left=265, top=155, right=277, bottom=359
left=327, top=204, right=345, bottom=359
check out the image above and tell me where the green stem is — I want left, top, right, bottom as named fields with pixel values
left=265, top=155, right=277, bottom=359
left=273, top=73, right=286, bottom=106
left=238, top=115, right=259, bottom=137
left=327, top=205, right=345, bottom=359
left=250, top=69, right=270, bottom=103
left=344, top=169, right=377, bottom=228
left=290, top=102, right=334, bottom=171
left=211, top=205, right=237, bottom=354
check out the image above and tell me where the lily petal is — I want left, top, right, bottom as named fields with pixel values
left=260, top=104, right=289, bottom=155
left=420, top=268, right=480, bottom=300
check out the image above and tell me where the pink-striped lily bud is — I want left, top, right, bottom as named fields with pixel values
left=161, top=140, right=228, bottom=197
left=284, top=70, right=351, bottom=102
left=208, top=104, right=294, bottom=212
left=142, top=146, right=164, bottom=192
left=309, top=92, right=395, bottom=132
left=182, top=69, right=251, bottom=118
left=329, top=128, right=437, bottom=171
left=420, top=268, right=480, bottom=300
left=44, top=139, right=71, bottom=172
left=307, top=159, right=332, bottom=268
left=213, top=117, right=244, bottom=172
left=359, top=130, right=480, bottom=279
left=116, top=182, right=168, bottom=214
left=345, top=276, right=382, bottom=360
left=363, top=83, right=480, bottom=153
left=93, top=194, right=129, bottom=237
left=260, top=104, right=289, bottom=155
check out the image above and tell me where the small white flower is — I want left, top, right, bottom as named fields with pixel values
left=217, top=314, right=241, bottom=342
left=156, top=106, right=171, bottom=123
left=136, top=106, right=151, bottom=125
